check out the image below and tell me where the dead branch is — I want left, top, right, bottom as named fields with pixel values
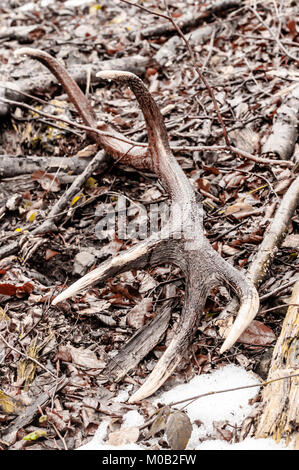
left=247, top=174, right=299, bottom=288
left=254, top=281, right=299, bottom=448
left=16, top=48, right=259, bottom=403
left=0, top=376, right=68, bottom=446
left=0, top=154, right=103, bottom=177
left=103, top=293, right=175, bottom=383
left=32, top=149, right=108, bottom=235
left=261, top=85, right=299, bottom=160
left=130, top=0, right=241, bottom=38
left=154, top=24, right=216, bottom=67
left=0, top=24, right=45, bottom=41
left=172, top=145, right=294, bottom=168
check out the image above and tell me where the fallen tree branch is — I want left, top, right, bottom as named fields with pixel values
left=254, top=281, right=299, bottom=448
left=0, top=154, right=102, bottom=177
left=153, top=24, right=216, bottom=67
left=125, top=0, right=241, bottom=38
left=247, top=174, right=299, bottom=288
left=103, top=294, right=175, bottom=383
left=172, top=145, right=294, bottom=168
left=32, top=149, right=108, bottom=235
left=169, top=372, right=299, bottom=408
left=261, top=85, right=299, bottom=160
left=0, top=376, right=68, bottom=445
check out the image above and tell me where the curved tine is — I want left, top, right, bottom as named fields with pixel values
left=15, top=48, right=97, bottom=127
left=217, top=255, right=260, bottom=353
left=52, top=239, right=156, bottom=305
left=219, top=284, right=259, bottom=353
left=128, top=274, right=215, bottom=403
left=15, top=49, right=152, bottom=170
left=128, top=339, right=183, bottom=403
left=96, top=70, right=194, bottom=203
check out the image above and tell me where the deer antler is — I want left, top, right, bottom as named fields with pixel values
left=15, top=48, right=259, bottom=402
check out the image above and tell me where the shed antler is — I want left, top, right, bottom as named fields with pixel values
left=15, top=49, right=259, bottom=402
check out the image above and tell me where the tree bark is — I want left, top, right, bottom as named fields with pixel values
left=254, top=281, right=299, bottom=449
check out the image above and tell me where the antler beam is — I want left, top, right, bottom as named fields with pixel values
left=15, top=48, right=259, bottom=402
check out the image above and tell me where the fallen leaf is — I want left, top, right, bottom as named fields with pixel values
left=213, top=422, right=233, bottom=442
left=31, top=170, right=60, bottom=192
left=0, top=281, right=33, bottom=297
left=224, top=202, right=253, bottom=216
left=127, top=297, right=153, bottom=329
left=165, top=410, right=193, bottom=450
left=237, top=320, right=276, bottom=346
left=45, top=249, right=59, bottom=260
left=75, top=144, right=98, bottom=158
left=107, top=426, right=139, bottom=446
left=56, top=345, right=105, bottom=370
left=46, top=408, right=70, bottom=432
left=147, top=406, right=171, bottom=438
left=23, top=430, right=47, bottom=441
left=282, top=234, right=299, bottom=249
left=0, top=390, right=24, bottom=414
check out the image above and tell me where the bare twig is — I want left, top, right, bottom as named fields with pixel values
left=119, top=0, right=231, bottom=147
left=169, top=372, right=299, bottom=408
left=248, top=6, right=299, bottom=64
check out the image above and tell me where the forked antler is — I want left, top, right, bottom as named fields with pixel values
left=15, top=48, right=259, bottom=402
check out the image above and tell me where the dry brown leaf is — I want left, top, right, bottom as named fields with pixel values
left=45, top=249, right=59, bottom=260
left=282, top=234, right=299, bottom=249
left=56, top=345, right=105, bottom=369
left=237, top=320, right=276, bottom=346
left=224, top=202, right=253, bottom=216
left=75, top=144, right=98, bottom=158
left=107, top=426, right=139, bottom=446
left=165, top=410, right=193, bottom=450
left=31, top=170, right=61, bottom=192
left=147, top=405, right=171, bottom=438
left=0, top=390, right=24, bottom=414
left=127, top=297, right=153, bottom=329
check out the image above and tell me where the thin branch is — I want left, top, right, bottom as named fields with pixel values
left=0, top=95, right=147, bottom=150
left=248, top=6, right=299, bottom=64
left=119, top=0, right=231, bottom=147
left=259, top=303, right=299, bottom=314
left=139, top=372, right=299, bottom=430
left=169, top=372, right=299, bottom=408
left=260, top=278, right=299, bottom=301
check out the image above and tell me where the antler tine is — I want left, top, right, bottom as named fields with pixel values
left=219, top=288, right=259, bottom=353
left=96, top=70, right=196, bottom=206
left=15, top=48, right=97, bottom=127
left=51, top=237, right=176, bottom=306
left=14, top=48, right=152, bottom=170
left=215, top=252, right=259, bottom=353
left=52, top=240, right=150, bottom=306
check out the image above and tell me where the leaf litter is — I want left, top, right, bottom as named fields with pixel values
left=0, top=0, right=298, bottom=451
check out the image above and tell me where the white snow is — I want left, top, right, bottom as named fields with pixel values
left=77, top=364, right=290, bottom=450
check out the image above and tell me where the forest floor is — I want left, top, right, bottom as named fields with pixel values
left=0, top=0, right=298, bottom=450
